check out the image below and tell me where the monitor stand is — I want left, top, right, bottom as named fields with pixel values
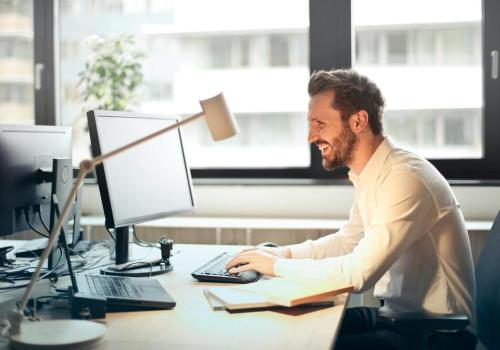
left=100, top=226, right=173, bottom=277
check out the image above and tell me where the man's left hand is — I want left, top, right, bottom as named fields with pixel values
left=226, top=249, right=278, bottom=276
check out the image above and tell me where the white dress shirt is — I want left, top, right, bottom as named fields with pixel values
left=274, top=137, right=476, bottom=322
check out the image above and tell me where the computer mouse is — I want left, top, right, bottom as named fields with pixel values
left=258, top=242, right=279, bottom=248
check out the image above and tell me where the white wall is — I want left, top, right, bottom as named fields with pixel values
left=81, top=184, right=500, bottom=221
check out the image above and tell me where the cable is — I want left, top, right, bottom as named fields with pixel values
left=38, top=208, right=51, bottom=235
left=132, top=225, right=161, bottom=248
left=37, top=207, right=84, bottom=259
left=105, top=226, right=116, bottom=241
left=24, top=208, right=48, bottom=238
left=23, top=207, right=65, bottom=276
left=0, top=268, right=54, bottom=293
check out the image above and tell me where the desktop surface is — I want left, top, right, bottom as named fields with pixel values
left=0, top=242, right=349, bottom=350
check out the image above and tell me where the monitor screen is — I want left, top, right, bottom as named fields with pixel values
left=0, top=125, right=72, bottom=237
left=87, top=110, right=195, bottom=230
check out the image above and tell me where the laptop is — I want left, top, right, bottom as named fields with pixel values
left=54, top=214, right=175, bottom=317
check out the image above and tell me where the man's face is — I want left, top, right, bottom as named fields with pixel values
left=307, top=90, right=357, bottom=171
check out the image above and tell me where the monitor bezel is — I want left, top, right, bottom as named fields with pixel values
left=87, top=110, right=196, bottom=230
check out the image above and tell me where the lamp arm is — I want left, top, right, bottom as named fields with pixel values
left=94, top=112, right=204, bottom=165
left=11, top=111, right=204, bottom=332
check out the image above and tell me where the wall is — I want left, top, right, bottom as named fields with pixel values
left=81, top=184, right=500, bottom=221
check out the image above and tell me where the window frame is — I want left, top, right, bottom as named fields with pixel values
left=308, top=0, right=500, bottom=181
left=34, top=0, right=57, bottom=125
left=41, top=0, right=500, bottom=182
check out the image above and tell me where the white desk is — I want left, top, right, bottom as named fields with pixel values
left=1, top=242, right=350, bottom=350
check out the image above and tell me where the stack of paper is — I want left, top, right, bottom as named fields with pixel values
left=204, top=276, right=353, bottom=310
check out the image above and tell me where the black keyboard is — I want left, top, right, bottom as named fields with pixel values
left=191, top=252, right=262, bottom=284
left=85, top=275, right=141, bottom=298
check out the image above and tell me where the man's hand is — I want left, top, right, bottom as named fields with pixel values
left=225, top=247, right=291, bottom=276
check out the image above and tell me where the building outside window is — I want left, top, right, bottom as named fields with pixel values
left=0, top=0, right=34, bottom=125
left=58, top=0, right=310, bottom=169
left=352, top=0, right=482, bottom=159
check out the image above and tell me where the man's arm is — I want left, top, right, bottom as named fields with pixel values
left=228, top=171, right=436, bottom=290
left=273, top=171, right=436, bottom=290
left=226, top=201, right=365, bottom=275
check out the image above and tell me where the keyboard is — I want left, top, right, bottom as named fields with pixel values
left=85, top=274, right=141, bottom=298
left=191, top=252, right=262, bottom=283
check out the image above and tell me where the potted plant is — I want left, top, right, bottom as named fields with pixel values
left=78, top=34, right=145, bottom=111
left=72, top=34, right=145, bottom=164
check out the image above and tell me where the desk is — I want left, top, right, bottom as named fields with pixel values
left=1, top=242, right=349, bottom=350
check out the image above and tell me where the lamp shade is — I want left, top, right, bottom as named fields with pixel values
left=199, top=93, right=239, bottom=141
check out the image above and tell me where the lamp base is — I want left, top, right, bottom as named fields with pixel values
left=9, top=320, right=105, bottom=350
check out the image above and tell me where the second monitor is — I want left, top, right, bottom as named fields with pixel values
left=87, top=110, right=195, bottom=276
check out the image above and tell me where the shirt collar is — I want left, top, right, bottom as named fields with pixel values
left=348, top=137, right=395, bottom=186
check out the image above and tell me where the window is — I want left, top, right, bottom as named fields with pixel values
left=312, top=0, right=500, bottom=180
left=352, top=0, right=482, bottom=160
left=18, top=0, right=500, bottom=181
left=57, top=0, right=310, bottom=171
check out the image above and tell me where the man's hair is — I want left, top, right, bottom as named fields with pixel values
left=308, top=68, right=385, bottom=135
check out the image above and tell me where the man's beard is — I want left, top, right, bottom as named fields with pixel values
left=322, top=123, right=357, bottom=171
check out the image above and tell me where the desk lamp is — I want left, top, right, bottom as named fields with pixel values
left=6, top=93, right=238, bottom=349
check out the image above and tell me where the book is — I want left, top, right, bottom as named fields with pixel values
left=204, top=285, right=337, bottom=311
left=203, top=289, right=227, bottom=310
left=204, top=286, right=276, bottom=310
left=232, top=276, right=354, bottom=307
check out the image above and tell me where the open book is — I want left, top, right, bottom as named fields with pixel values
left=204, top=287, right=279, bottom=310
left=205, top=276, right=353, bottom=310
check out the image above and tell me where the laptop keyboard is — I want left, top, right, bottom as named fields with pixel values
left=86, top=275, right=141, bottom=298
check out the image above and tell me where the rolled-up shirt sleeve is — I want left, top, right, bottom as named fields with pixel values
left=274, top=171, right=436, bottom=292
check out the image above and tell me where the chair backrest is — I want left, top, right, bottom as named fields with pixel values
left=475, top=211, right=500, bottom=349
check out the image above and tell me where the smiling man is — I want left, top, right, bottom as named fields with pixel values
left=227, top=69, right=476, bottom=349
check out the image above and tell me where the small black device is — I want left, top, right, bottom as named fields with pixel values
left=159, top=238, right=173, bottom=265
left=191, top=252, right=262, bottom=284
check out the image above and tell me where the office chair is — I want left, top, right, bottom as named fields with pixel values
left=379, top=210, right=500, bottom=350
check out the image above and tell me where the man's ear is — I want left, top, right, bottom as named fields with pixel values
left=349, top=110, right=369, bottom=134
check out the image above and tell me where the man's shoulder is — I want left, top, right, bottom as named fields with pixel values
left=381, top=146, right=446, bottom=187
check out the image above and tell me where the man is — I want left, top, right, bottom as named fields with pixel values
left=227, top=69, right=476, bottom=349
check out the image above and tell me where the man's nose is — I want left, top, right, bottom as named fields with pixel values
left=308, top=127, right=317, bottom=144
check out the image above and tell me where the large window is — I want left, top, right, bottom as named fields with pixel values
left=6, top=1, right=498, bottom=181
left=57, top=0, right=310, bottom=170
left=310, top=0, right=500, bottom=180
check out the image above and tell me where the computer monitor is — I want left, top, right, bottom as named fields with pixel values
left=87, top=110, right=195, bottom=275
left=0, top=124, right=73, bottom=268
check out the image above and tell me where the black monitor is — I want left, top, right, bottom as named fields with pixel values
left=87, top=110, right=195, bottom=275
left=0, top=124, right=73, bottom=268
